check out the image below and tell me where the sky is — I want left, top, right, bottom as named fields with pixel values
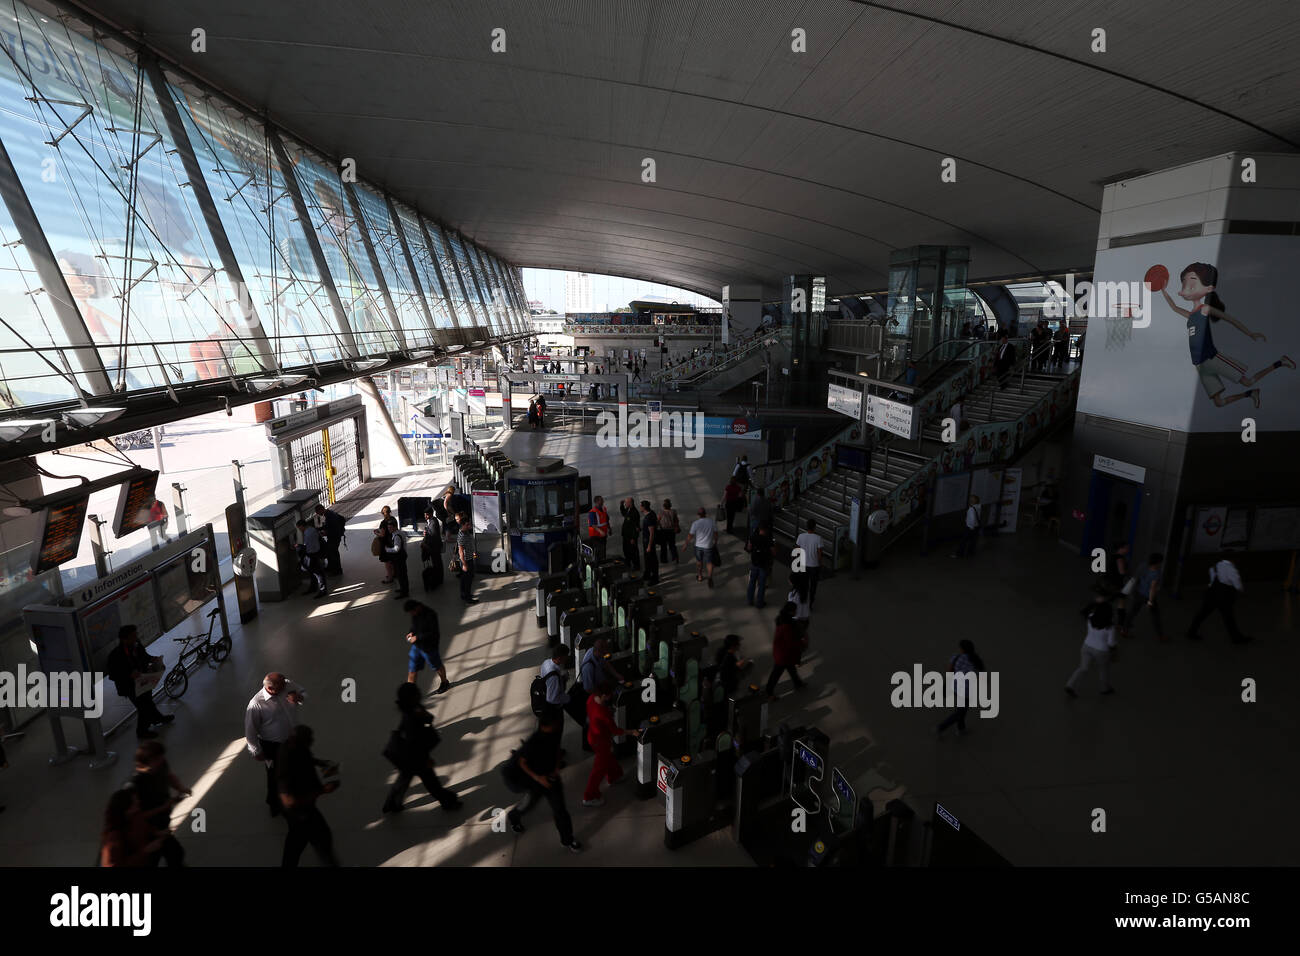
left=521, top=268, right=720, bottom=313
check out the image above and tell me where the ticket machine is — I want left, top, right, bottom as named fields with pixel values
left=247, top=500, right=301, bottom=601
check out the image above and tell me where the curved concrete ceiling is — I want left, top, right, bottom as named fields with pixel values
left=66, top=0, right=1300, bottom=297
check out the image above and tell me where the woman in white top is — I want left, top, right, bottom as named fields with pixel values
left=1065, top=600, right=1117, bottom=697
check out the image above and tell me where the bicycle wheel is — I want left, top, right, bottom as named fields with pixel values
left=162, top=666, right=188, bottom=700
left=211, top=636, right=232, bottom=663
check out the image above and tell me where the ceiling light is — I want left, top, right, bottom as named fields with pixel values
left=406, top=350, right=437, bottom=360
left=245, top=375, right=309, bottom=393
left=0, top=418, right=57, bottom=441
left=2, top=505, right=32, bottom=517
left=62, top=407, right=127, bottom=428
left=348, top=359, right=386, bottom=372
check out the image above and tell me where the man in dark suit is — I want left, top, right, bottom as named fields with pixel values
left=994, top=334, right=1016, bottom=389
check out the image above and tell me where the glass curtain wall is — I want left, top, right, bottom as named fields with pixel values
left=348, top=181, right=434, bottom=349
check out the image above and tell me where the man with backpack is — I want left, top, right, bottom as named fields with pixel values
left=733, top=455, right=751, bottom=492
left=313, top=505, right=346, bottom=576
left=501, top=712, right=581, bottom=852
left=534, top=646, right=591, bottom=752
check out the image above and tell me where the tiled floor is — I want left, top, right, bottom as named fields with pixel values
left=1, top=428, right=1295, bottom=866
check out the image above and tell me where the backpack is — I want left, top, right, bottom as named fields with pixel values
left=529, top=670, right=561, bottom=718
left=734, top=459, right=749, bottom=483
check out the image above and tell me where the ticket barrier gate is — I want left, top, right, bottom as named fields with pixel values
left=667, top=629, right=708, bottom=754
left=807, top=768, right=874, bottom=867
left=559, top=605, right=599, bottom=652
left=545, top=588, right=586, bottom=644
left=614, top=675, right=674, bottom=757
left=663, top=749, right=731, bottom=849
left=587, top=558, right=626, bottom=610
left=535, top=571, right=573, bottom=627
left=608, top=576, right=645, bottom=632
left=636, top=709, right=685, bottom=799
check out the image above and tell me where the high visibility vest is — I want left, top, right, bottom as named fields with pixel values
left=588, top=506, right=609, bottom=538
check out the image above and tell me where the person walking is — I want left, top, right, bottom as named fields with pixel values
left=993, top=334, right=1016, bottom=389
left=745, top=524, right=775, bottom=607
left=99, top=787, right=166, bottom=867
left=581, top=683, right=641, bottom=807
left=244, top=673, right=305, bottom=817
left=540, top=645, right=591, bottom=752
left=313, top=504, right=346, bottom=576
left=786, top=573, right=812, bottom=646
left=296, top=519, right=328, bottom=598
left=1128, top=553, right=1167, bottom=641
left=639, top=500, right=660, bottom=585
left=657, top=499, right=680, bottom=565
left=794, top=518, right=824, bottom=606
left=419, top=509, right=444, bottom=592
left=277, top=725, right=339, bottom=867
left=714, top=634, right=751, bottom=698
left=527, top=399, right=538, bottom=430
left=1186, top=556, right=1252, bottom=644
left=935, top=640, right=985, bottom=736
left=619, top=497, right=641, bottom=570
left=689, top=506, right=718, bottom=587
left=951, top=495, right=981, bottom=557
left=733, top=455, right=752, bottom=493
left=128, top=741, right=190, bottom=866
left=764, top=602, right=807, bottom=699
left=105, top=625, right=171, bottom=740
left=501, top=712, right=582, bottom=852
left=1066, top=600, right=1118, bottom=697
left=382, top=683, right=462, bottom=814
left=147, top=496, right=169, bottom=550
left=455, top=514, right=479, bottom=604
left=723, top=476, right=744, bottom=533
left=382, top=517, right=410, bottom=599
left=587, top=495, right=610, bottom=562
left=404, top=599, right=451, bottom=693
left=748, top=487, right=771, bottom=539
left=374, top=505, right=396, bottom=583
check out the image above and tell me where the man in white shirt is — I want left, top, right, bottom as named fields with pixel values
left=952, top=495, right=981, bottom=558
left=245, top=673, right=306, bottom=816
left=794, top=518, right=825, bottom=606
left=688, top=507, right=718, bottom=587
left=1186, top=557, right=1251, bottom=644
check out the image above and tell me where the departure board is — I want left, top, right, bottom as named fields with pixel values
left=112, top=470, right=160, bottom=537
left=31, top=495, right=89, bottom=574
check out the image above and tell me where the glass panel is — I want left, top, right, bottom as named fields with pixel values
left=484, top=253, right=517, bottom=335
left=444, top=229, right=484, bottom=329
left=466, top=244, right=500, bottom=334
left=0, top=11, right=264, bottom=391
left=422, top=219, right=470, bottom=329
left=283, top=140, right=398, bottom=356
left=392, top=200, right=455, bottom=330
left=166, top=79, right=346, bottom=368
left=348, top=182, right=432, bottom=349
left=0, top=192, right=82, bottom=407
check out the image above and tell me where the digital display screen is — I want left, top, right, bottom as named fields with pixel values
left=112, top=470, right=160, bottom=538
left=32, top=494, right=89, bottom=574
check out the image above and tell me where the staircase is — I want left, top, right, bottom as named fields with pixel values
left=920, top=370, right=1065, bottom=441
left=769, top=441, right=931, bottom=551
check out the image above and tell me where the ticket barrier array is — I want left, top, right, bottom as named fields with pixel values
left=559, top=604, right=599, bottom=652
left=636, top=709, right=686, bottom=798
left=659, top=683, right=768, bottom=849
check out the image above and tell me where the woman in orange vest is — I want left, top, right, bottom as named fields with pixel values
left=586, top=496, right=610, bottom=561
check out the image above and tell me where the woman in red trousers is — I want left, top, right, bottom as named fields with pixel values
left=765, top=602, right=807, bottom=699
left=582, top=684, right=640, bottom=807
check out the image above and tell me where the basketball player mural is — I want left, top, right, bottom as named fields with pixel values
left=1147, top=262, right=1294, bottom=408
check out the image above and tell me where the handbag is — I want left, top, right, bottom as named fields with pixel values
left=449, top=552, right=462, bottom=573
left=710, top=546, right=722, bottom=567
left=382, top=729, right=410, bottom=768
left=715, top=502, right=726, bottom=523
left=370, top=536, right=383, bottom=557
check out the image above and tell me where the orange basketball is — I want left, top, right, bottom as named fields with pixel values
left=1144, top=264, right=1169, bottom=292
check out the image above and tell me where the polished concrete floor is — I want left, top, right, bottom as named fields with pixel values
left=1, top=425, right=1296, bottom=866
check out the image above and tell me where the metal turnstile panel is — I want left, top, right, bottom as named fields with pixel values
left=327, top=417, right=361, bottom=501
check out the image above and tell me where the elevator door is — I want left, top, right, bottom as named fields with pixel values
left=1083, top=472, right=1142, bottom=557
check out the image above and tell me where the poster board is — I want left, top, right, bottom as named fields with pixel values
left=1220, top=508, right=1250, bottom=550
left=1192, top=506, right=1228, bottom=553
left=79, top=576, right=163, bottom=669
left=472, top=491, right=501, bottom=533
left=155, top=549, right=212, bottom=633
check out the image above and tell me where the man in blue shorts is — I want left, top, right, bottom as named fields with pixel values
left=404, top=599, right=450, bottom=694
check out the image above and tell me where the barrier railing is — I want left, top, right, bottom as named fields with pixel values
left=652, top=329, right=785, bottom=385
